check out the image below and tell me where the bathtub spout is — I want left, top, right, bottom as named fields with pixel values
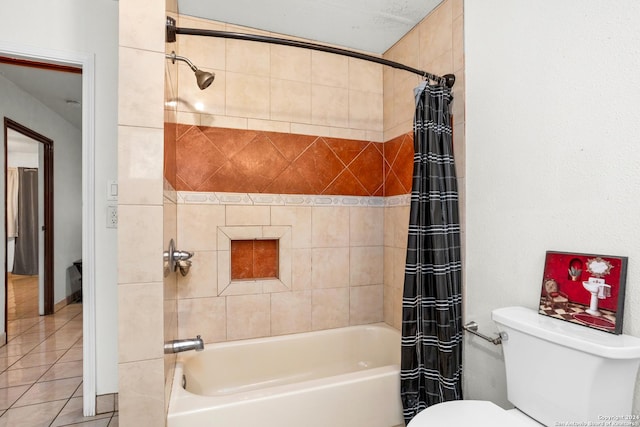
left=164, top=335, right=204, bottom=354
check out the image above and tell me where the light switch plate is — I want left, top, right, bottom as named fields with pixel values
left=107, top=180, right=118, bottom=201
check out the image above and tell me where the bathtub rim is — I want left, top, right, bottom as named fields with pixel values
left=177, top=322, right=399, bottom=358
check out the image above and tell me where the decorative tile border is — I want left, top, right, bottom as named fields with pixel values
left=177, top=191, right=410, bottom=207
left=385, top=194, right=411, bottom=206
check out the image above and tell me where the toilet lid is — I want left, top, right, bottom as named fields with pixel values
left=407, top=400, right=540, bottom=426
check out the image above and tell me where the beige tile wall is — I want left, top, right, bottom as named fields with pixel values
left=382, top=0, right=465, bottom=330
left=162, top=7, right=179, bottom=417
left=176, top=203, right=385, bottom=342
left=383, top=201, right=411, bottom=329
left=173, top=16, right=384, bottom=142
left=117, top=0, right=168, bottom=425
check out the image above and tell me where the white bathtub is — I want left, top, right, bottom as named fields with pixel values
left=167, top=323, right=404, bottom=427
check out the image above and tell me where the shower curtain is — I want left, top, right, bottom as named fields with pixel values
left=400, top=82, right=462, bottom=423
left=7, top=167, right=19, bottom=238
left=13, top=167, right=39, bottom=275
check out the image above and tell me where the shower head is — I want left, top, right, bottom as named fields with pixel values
left=166, top=51, right=215, bottom=90
left=194, top=69, right=215, bottom=90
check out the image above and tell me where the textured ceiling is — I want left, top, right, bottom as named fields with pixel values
left=177, top=0, right=444, bottom=54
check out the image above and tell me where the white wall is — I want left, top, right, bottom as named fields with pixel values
left=0, top=0, right=119, bottom=394
left=464, top=0, right=640, bottom=411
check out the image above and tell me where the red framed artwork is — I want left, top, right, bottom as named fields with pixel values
left=539, top=251, right=628, bottom=334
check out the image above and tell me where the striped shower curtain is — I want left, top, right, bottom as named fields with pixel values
left=400, top=82, right=463, bottom=424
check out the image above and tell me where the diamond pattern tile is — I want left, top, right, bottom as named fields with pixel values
left=264, top=166, right=316, bottom=195
left=228, top=134, right=289, bottom=193
left=348, top=143, right=384, bottom=196
left=198, top=161, right=253, bottom=193
left=176, top=126, right=226, bottom=190
left=266, top=132, right=318, bottom=162
left=384, top=133, right=414, bottom=196
left=200, top=127, right=257, bottom=160
left=384, top=169, right=408, bottom=196
left=291, top=137, right=345, bottom=194
left=172, top=125, right=416, bottom=196
left=392, top=135, right=414, bottom=193
left=323, top=169, right=367, bottom=195
left=382, top=134, right=405, bottom=168
left=324, top=137, right=367, bottom=166
left=164, top=122, right=177, bottom=189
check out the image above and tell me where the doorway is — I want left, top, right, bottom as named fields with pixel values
left=0, top=43, right=98, bottom=416
left=4, top=119, right=54, bottom=327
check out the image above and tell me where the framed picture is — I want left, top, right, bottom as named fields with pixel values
left=538, top=251, right=628, bottom=334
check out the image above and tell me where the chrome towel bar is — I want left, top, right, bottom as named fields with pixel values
left=463, top=321, right=507, bottom=345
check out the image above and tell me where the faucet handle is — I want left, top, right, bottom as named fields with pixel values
left=173, top=250, right=194, bottom=261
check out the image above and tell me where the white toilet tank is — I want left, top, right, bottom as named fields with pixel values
left=492, top=306, right=640, bottom=427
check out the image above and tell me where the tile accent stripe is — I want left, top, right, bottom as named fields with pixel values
left=177, top=191, right=410, bottom=207
left=170, top=125, right=414, bottom=197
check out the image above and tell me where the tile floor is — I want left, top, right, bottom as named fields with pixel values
left=7, top=274, right=39, bottom=321
left=0, top=275, right=118, bottom=426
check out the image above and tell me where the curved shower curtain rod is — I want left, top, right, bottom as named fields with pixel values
left=166, top=17, right=455, bottom=88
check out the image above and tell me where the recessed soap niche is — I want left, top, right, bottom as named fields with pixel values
left=231, top=239, right=279, bottom=280
left=217, top=226, right=292, bottom=296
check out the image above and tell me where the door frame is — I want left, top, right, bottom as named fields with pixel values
left=4, top=118, right=54, bottom=316
left=0, top=41, right=97, bottom=416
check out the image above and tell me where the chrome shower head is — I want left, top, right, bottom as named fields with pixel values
left=166, top=51, right=215, bottom=90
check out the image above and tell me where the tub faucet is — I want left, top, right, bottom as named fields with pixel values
left=164, top=335, right=204, bottom=354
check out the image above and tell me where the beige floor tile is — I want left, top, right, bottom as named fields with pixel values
left=0, top=385, right=29, bottom=410
left=31, top=333, right=83, bottom=353
left=13, top=376, right=82, bottom=407
left=59, top=347, right=83, bottom=363
left=6, top=318, right=40, bottom=336
left=0, top=400, right=66, bottom=426
left=40, top=360, right=83, bottom=382
left=0, top=342, right=39, bottom=358
left=0, top=365, right=50, bottom=388
left=73, top=381, right=84, bottom=397
left=0, top=356, right=21, bottom=372
left=7, top=332, right=46, bottom=346
left=10, top=349, right=66, bottom=370
left=17, top=326, right=58, bottom=340
left=51, top=397, right=112, bottom=427
left=55, top=323, right=83, bottom=332
left=109, top=415, right=119, bottom=426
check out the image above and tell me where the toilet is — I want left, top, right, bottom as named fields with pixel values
left=408, top=306, right=640, bottom=426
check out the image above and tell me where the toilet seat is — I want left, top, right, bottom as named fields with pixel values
left=407, top=400, right=541, bottom=426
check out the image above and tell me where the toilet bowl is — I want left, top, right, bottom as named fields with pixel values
left=407, top=400, right=541, bottom=426
left=405, top=306, right=640, bottom=426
